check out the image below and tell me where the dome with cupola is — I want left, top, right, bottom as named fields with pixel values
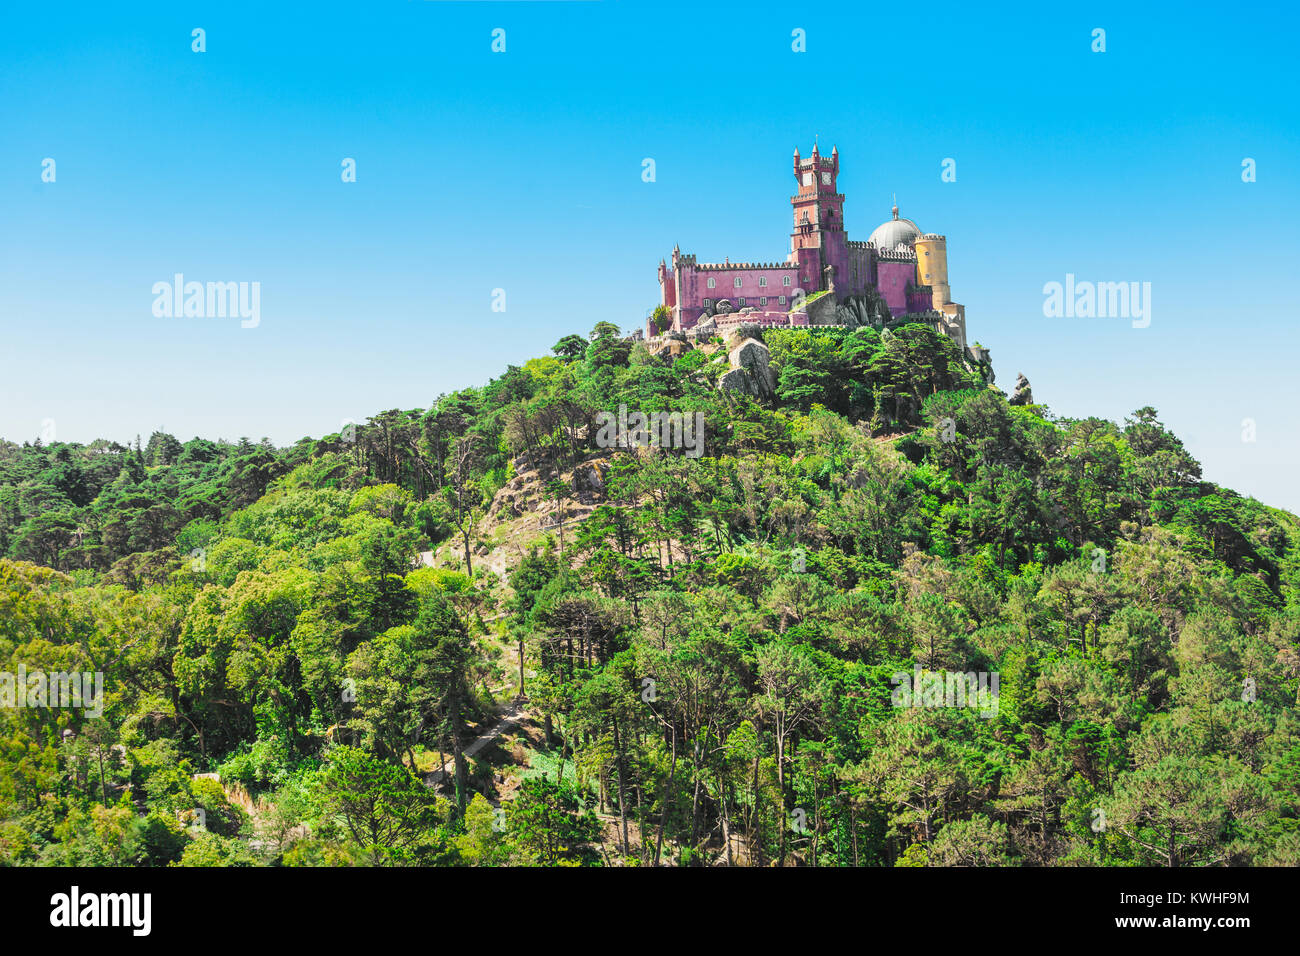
left=868, top=203, right=923, bottom=252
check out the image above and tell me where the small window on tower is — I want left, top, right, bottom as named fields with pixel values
left=707, top=278, right=716, bottom=289
left=821, top=171, right=831, bottom=185
left=803, top=172, right=813, bottom=186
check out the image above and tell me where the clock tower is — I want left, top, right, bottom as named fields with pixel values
left=791, top=143, right=845, bottom=292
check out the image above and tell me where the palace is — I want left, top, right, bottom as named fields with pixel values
left=651, top=144, right=968, bottom=350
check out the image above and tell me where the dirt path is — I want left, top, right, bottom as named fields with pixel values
left=423, top=699, right=528, bottom=788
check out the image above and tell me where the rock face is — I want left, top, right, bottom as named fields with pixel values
left=832, top=290, right=892, bottom=328
left=719, top=337, right=777, bottom=399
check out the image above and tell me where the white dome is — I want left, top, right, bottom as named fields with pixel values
left=868, top=204, right=922, bottom=251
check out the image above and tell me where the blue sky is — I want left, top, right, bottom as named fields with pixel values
left=2, top=1, right=1298, bottom=509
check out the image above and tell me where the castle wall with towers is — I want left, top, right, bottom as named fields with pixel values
left=652, top=144, right=966, bottom=349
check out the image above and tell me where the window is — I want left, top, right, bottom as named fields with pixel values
left=759, top=276, right=767, bottom=287
left=802, top=172, right=813, bottom=186
left=738, top=298, right=745, bottom=306
left=782, top=276, right=791, bottom=286
left=707, top=277, right=715, bottom=289
left=734, top=277, right=742, bottom=288
left=821, top=171, right=831, bottom=185
left=760, top=296, right=767, bottom=306
left=779, top=295, right=787, bottom=305
left=703, top=298, right=713, bottom=308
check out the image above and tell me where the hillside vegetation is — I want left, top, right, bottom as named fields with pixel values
left=2, top=322, right=1298, bottom=867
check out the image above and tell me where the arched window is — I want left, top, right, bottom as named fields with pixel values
left=734, top=277, right=743, bottom=288
left=707, top=277, right=716, bottom=289
left=759, top=276, right=767, bottom=287
left=782, top=276, right=792, bottom=286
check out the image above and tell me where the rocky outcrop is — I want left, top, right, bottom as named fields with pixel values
left=725, top=322, right=763, bottom=347
left=1009, top=373, right=1033, bottom=406
left=832, top=290, right=892, bottom=328
left=570, top=461, right=608, bottom=503
left=719, top=337, right=777, bottom=399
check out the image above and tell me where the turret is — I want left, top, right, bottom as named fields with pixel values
left=914, top=234, right=950, bottom=307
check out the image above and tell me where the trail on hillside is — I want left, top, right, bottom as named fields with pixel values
left=423, top=699, right=528, bottom=789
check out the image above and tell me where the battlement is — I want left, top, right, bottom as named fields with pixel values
left=791, top=193, right=845, bottom=204
left=691, top=260, right=797, bottom=272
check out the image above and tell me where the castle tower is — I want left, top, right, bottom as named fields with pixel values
left=914, top=232, right=966, bottom=349
left=658, top=257, right=676, bottom=311
left=790, top=143, right=846, bottom=292
left=914, top=234, right=950, bottom=306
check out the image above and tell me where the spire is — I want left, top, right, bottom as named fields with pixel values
left=892, top=194, right=899, bottom=220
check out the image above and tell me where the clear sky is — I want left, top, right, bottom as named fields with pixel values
left=2, top=1, right=1298, bottom=509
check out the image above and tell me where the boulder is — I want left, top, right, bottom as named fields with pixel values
left=571, top=461, right=606, bottom=495
left=719, top=337, right=777, bottom=399
left=719, top=366, right=765, bottom=398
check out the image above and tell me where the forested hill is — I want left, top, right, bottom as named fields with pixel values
left=2, top=321, right=1298, bottom=867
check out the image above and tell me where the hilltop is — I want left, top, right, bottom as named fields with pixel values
left=1, top=321, right=1298, bottom=867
